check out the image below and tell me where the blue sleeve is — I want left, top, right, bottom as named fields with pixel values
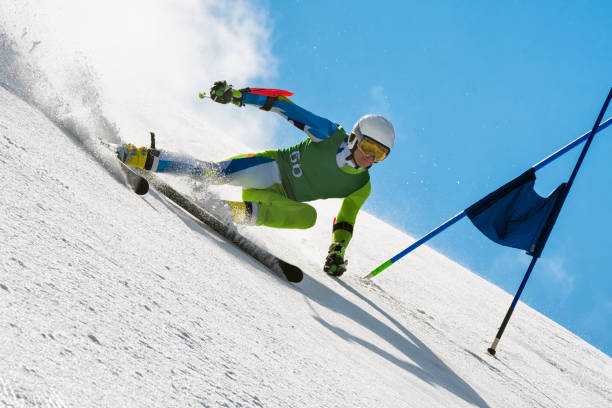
left=242, top=93, right=337, bottom=142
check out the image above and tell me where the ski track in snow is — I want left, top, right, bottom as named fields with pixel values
left=0, top=85, right=611, bottom=407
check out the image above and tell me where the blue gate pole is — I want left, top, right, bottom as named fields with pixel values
left=364, top=115, right=612, bottom=280
left=487, top=87, right=612, bottom=355
left=362, top=211, right=466, bottom=279
left=487, top=256, right=538, bottom=355
left=533, top=116, right=612, bottom=171
left=565, top=88, right=612, bottom=189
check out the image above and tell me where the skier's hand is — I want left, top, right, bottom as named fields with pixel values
left=324, top=242, right=347, bottom=277
left=210, top=80, right=245, bottom=107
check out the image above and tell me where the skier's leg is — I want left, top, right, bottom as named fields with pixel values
left=222, top=184, right=316, bottom=229
left=135, top=148, right=283, bottom=190
left=151, top=150, right=218, bottom=177
left=119, top=146, right=313, bottom=228
left=116, top=145, right=217, bottom=175
left=210, top=151, right=282, bottom=189
left=240, top=184, right=317, bottom=229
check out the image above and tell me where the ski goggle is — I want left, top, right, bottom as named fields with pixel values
left=357, top=135, right=390, bottom=162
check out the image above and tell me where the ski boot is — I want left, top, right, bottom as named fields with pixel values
left=116, top=144, right=160, bottom=170
left=221, top=200, right=258, bottom=225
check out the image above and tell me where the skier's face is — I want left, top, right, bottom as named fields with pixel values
left=354, top=142, right=376, bottom=168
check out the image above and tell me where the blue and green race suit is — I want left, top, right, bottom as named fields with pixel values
left=152, top=92, right=371, bottom=252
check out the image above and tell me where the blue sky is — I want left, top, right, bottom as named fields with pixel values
left=253, top=1, right=612, bottom=355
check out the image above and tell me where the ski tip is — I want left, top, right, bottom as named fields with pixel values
left=277, top=260, right=303, bottom=283
left=118, top=161, right=150, bottom=195
left=133, top=181, right=150, bottom=195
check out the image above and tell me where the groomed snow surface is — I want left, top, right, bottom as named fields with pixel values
left=1, top=86, right=611, bottom=407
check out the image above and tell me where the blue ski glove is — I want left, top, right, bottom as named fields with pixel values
left=210, top=80, right=245, bottom=107
left=324, top=242, right=348, bottom=277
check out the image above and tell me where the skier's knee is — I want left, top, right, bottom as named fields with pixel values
left=297, top=206, right=317, bottom=229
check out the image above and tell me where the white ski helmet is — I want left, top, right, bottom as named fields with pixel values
left=349, top=114, right=395, bottom=160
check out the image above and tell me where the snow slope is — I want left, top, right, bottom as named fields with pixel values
left=1, top=83, right=611, bottom=408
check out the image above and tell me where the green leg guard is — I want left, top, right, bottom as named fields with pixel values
left=242, top=184, right=317, bottom=229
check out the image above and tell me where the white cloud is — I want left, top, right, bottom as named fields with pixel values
left=487, top=250, right=530, bottom=280
left=487, top=250, right=574, bottom=298
left=538, top=256, right=575, bottom=296
left=0, top=0, right=279, bottom=150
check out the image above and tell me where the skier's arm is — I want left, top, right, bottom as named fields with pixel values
left=333, top=181, right=371, bottom=250
left=324, top=181, right=371, bottom=276
left=208, top=80, right=337, bottom=142
left=241, top=92, right=337, bottom=142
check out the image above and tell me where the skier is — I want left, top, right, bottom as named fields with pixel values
left=118, top=81, right=395, bottom=277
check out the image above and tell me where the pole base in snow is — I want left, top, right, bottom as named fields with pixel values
left=487, top=337, right=500, bottom=356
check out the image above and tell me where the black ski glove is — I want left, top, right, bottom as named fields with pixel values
left=324, top=242, right=348, bottom=277
left=210, top=80, right=245, bottom=107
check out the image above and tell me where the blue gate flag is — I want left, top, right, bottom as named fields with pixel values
left=465, top=168, right=568, bottom=257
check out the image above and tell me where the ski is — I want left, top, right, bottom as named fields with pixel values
left=132, top=167, right=303, bottom=283
left=118, top=161, right=149, bottom=195
left=99, top=139, right=150, bottom=195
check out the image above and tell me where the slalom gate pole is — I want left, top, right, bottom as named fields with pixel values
left=364, top=113, right=612, bottom=280
left=564, top=88, right=612, bottom=189
left=362, top=211, right=466, bottom=279
left=487, top=256, right=538, bottom=355
left=533, top=116, right=612, bottom=171
left=487, top=87, right=612, bottom=355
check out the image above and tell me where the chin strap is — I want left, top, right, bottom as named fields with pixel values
left=345, top=133, right=361, bottom=168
